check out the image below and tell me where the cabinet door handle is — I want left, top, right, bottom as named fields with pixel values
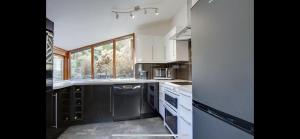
left=180, top=104, right=191, bottom=111
left=180, top=116, right=191, bottom=126
left=179, top=92, right=191, bottom=98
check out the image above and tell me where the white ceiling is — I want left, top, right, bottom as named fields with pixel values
left=47, top=0, right=186, bottom=50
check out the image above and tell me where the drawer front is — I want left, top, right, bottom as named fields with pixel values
left=178, top=114, right=193, bottom=139
left=178, top=90, right=192, bottom=123
left=178, top=90, right=192, bottom=110
left=178, top=104, right=192, bottom=123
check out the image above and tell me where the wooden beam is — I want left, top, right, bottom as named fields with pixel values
left=113, top=40, right=116, bottom=78
left=67, top=51, right=70, bottom=80
left=63, top=51, right=70, bottom=80
left=69, top=33, right=134, bottom=52
left=91, top=47, right=94, bottom=79
left=53, top=46, right=67, bottom=56
left=131, top=33, right=135, bottom=77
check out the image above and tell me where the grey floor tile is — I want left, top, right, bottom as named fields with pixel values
left=58, top=117, right=173, bottom=139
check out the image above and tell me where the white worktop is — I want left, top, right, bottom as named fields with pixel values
left=160, top=81, right=192, bottom=94
left=53, top=79, right=191, bottom=90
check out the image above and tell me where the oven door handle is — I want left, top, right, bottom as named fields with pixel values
left=164, top=103, right=177, bottom=116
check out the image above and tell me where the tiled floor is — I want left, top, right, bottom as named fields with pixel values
left=58, top=117, right=172, bottom=139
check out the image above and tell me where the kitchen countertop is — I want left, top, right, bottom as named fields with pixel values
left=53, top=79, right=191, bottom=90
left=160, top=81, right=192, bottom=94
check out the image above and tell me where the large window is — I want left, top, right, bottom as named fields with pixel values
left=53, top=54, right=64, bottom=81
left=115, top=36, right=134, bottom=78
left=70, top=34, right=134, bottom=79
left=94, top=42, right=113, bottom=79
left=71, top=48, right=91, bottom=79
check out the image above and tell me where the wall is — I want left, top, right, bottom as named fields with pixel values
left=135, top=19, right=173, bottom=36
left=171, top=0, right=188, bottom=27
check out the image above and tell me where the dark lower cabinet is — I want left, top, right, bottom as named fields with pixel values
left=47, top=83, right=159, bottom=138
left=46, top=87, right=70, bottom=139
left=83, top=85, right=113, bottom=123
left=57, top=87, right=72, bottom=128
left=141, top=83, right=159, bottom=118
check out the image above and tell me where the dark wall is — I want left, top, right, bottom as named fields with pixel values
left=135, top=63, right=167, bottom=79
left=134, top=61, right=191, bottom=80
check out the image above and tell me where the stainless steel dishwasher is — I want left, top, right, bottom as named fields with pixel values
left=112, top=84, right=142, bottom=121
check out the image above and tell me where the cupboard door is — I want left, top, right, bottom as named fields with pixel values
left=135, top=35, right=153, bottom=63
left=153, top=36, right=165, bottom=63
left=175, top=41, right=189, bottom=61
left=83, top=85, right=112, bottom=123
left=165, top=36, right=173, bottom=62
left=178, top=115, right=193, bottom=139
left=159, top=99, right=164, bottom=119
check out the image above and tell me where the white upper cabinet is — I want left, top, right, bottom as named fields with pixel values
left=135, top=35, right=165, bottom=63
left=164, top=26, right=189, bottom=63
left=152, top=36, right=165, bottom=63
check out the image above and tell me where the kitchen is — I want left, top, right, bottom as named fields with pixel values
left=46, top=0, right=253, bottom=139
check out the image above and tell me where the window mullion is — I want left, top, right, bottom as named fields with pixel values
left=91, top=46, right=94, bottom=79
left=113, top=40, right=116, bottom=78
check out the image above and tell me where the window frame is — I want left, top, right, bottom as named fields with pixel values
left=70, top=48, right=92, bottom=79
left=69, top=33, right=135, bottom=79
left=53, top=46, right=69, bottom=80
left=53, top=54, right=64, bottom=81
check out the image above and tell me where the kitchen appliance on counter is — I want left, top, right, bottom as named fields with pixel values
left=138, top=70, right=148, bottom=79
left=112, top=84, right=142, bottom=121
left=192, top=0, right=254, bottom=139
left=153, top=68, right=174, bottom=80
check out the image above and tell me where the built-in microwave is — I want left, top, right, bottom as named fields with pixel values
left=153, top=68, right=167, bottom=78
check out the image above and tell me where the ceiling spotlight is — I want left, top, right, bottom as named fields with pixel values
left=130, top=12, right=135, bottom=19
left=144, top=9, right=147, bottom=14
left=115, top=13, right=119, bottom=19
left=155, top=9, right=159, bottom=15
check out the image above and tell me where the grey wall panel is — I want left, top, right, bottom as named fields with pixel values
left=191, top=0, right=254, bottom=122
left=193, top=107, right=253, bottom=139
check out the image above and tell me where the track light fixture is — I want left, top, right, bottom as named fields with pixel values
left=115, top=13, right=119, bottom=19
left=155, top=9, right=159, bottom=15
left=112, top=6, right=159, bottom=19
left=130, top=12, right=135, bottom=19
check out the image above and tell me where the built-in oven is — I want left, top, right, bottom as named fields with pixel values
left=163, top=85, right=179, bottom=135
left=164, top=103, right=178, bottom=135
left=164, top=87, right=179, bottom=110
